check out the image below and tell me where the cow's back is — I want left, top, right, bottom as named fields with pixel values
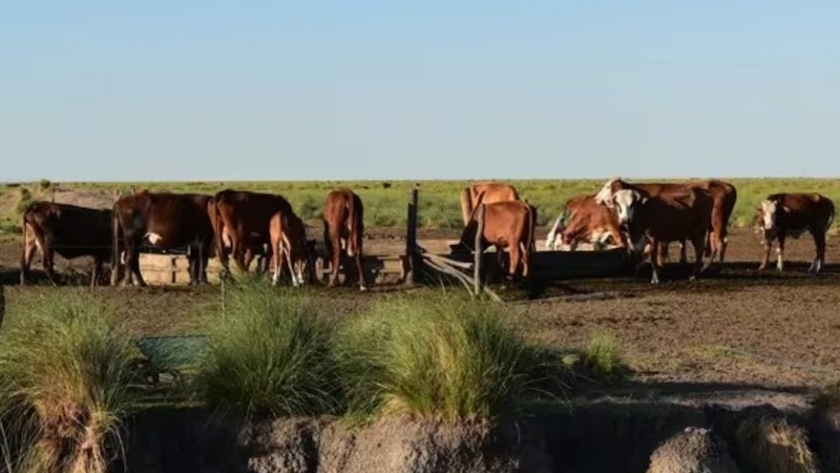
left=26, top=202, right=112, bottom=258
left=773, top=193, right=835, bottom=230
left=639, top=189, right=714, bottom=241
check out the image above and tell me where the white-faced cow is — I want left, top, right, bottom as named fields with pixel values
left=756, top=193, right=835, bottom=274
left=610, top=187, right=715, bottom=284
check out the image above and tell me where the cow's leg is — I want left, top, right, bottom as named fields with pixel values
left=42, top=243, right=58, bottom=287
left=352, top=238, right=367, bottom=291
left=650, top=238, right=661, bottom=284
left=758, top=236, right=772, bottom=271
left=20, top=232, right=38, bottom=285
left=776, top=234, right=787, bottom=271
left=507, top=243, right=521, bottom=283
left=679, top=239, right=688, bottom=264
left=809, top=228, right=826, bottom=274
left=720, top=234, right=729, bottom=263
left=126, top=244, right=146, bottom=287
left=327, top=228, right=342, bottom=287
left=91, top=257, right=103, bottom=287
left=694, top=233, right=710, bottom=278
left=659, top=242, right=670, bottom=263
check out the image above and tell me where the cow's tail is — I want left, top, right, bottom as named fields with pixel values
left=826, top=200, right=835, bottom=237
left=110, top=204, right=121, bottom=286
left=459, top=187, right=472, bottom=227
left=211, top=197, right=227, bottom=268
left=529, top=204, right=538, bottom=254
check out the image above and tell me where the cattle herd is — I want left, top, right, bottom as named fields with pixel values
left=17, top=178, right=837, bottom=289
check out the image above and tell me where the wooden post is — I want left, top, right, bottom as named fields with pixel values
left=473, top=203, right=485, bottom=297
left=0, top=284, right=5, bottom=328
left=406, top=188, right=419, bottom=285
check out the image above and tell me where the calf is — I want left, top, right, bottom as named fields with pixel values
left=458, top=199, right=536, bottom=281
left=756, top=193, right=835, bottom=273
left=112, top=191, right=214, bottom=286
left=545, top=194, right=626, bottom=251
left=323, top=189, right=367, bottom=290
left=20, top=202, right=113, bottom=286
left=269, top=209, right=313, bottom=287
left=611, top=188, right=714, bottom=284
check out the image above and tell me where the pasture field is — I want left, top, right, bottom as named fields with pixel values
left=3, top=177, right=840, bottom=237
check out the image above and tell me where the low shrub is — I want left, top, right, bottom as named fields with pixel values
left=337, top=292, right=568, bottom=423
left=193, top=282, right=343, bottom=418
left=0, top=292, right=137, bottom=473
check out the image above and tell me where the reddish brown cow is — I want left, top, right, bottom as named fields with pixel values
left=756, top=193, right=835, bottom=274
left=545, top=194, right=626, bottom=251
left=20, top=202, right=113, bottom=286
left=269, top=208, right=313, bottom=287
left=212, top=189, right=294, bottom=277
left=323, top=189, right=366, bottom=290
left=458, top=198, right=536, bottom=281
left=459, top=182, right=520, bottom=226
left=111, top=191, right=214, bottom=286
left=595, top=177, right=736, bottom=263
left=610, top=187, right=715, bottom=284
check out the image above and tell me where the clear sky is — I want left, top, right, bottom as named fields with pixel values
left=1, top=0, right=839, bottom=182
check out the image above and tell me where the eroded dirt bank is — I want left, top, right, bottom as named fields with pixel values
left=115, top=396, right=840, bottom=473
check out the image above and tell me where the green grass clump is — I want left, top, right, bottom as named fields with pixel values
left=579, top=331, right=630, bottom=384
left=337, top=292, right=567, bottom=423
left=0, top=291, right=137, bottom=473
left=193, top=281, right=343, bottom=418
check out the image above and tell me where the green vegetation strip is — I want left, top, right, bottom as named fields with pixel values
left=3, top=178, right=840, bottom=234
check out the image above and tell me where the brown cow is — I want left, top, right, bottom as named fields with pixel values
left=211, top=189, right=294, bottom=277
left=545, top=194, right=626, bottom=251
left=459, top=182, right=520, bottom=226
left=269, top=208, right=314, bottom=287
left=20, top=201, right=113, bottom=286
left=111, top=191, right=214, bottom=286
left=458, top=198, right=536, bottom=281
left=610, top=187, right=715, bottom=284
left=595, top=177, right=736, bottom=263
left=323, top=189, right=366, bottom=290
left=756, top=193, right=835, bottom=273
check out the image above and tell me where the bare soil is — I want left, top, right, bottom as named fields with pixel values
left=1, top=227, right=839, bottom=408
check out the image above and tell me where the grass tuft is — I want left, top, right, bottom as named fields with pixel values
left=193, top=281, right=343, bottom=419
left=336, top=292, right=568, bottom=423
left=579, top=331, right=630, bottom=384
left=0, top=291, right=136, bottom=473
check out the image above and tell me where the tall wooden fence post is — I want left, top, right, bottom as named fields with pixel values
left=473, top=204, right=485, bottom=297
left=0, top=283, right=5, bottom=329
left=406, top=188, right=420, bottom=285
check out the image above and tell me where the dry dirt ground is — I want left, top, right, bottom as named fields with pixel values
left=1, top=227, right=839, bottom=409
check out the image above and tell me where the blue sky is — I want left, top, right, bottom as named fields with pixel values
left=1, top=0, right=839, bottom=182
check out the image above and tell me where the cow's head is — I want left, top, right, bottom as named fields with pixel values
left=545, top=213, right=567, bottom=250
left=594, top=177, right=621, bottom=208
left=758, top=198, right=780, bottom=231
left=611, top=189, right=646, bottom=226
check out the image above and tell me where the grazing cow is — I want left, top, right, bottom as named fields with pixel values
left=756, top=193, right=835, bottom=274
left=323, top=189, right=367, bottom=290
left=595, top=177, right=736, bottom=263
left=610, top=188, right=715, bottom=284
left=459, top=182, right=520, bottom=226
left=458, top=198, right=536, bottom=281
left=20, top=202, right=113, bottom=286
left=269, top=209, right=314, bottom=287
left=111, top=191, right=214, bottom=286
left=545, top=194, right=626, bottom=251
left=211, top=189, right=294, bottom=276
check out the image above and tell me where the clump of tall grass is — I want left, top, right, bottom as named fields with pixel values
left=0, top=292, right=137, bottom=473
left=337, top=293, right=568, bottom=423
left=578, top=331, right=630, bottom=384
left=193, top=281, right=343, bottom=419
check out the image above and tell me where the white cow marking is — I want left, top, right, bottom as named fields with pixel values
left=145, top=232, right=164, bottom=246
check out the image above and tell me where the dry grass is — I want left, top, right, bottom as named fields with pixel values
left=733, top=415, right=818, bottom=473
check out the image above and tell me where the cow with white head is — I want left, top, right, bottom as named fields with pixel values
left=756, top=193, right=835, bottom=273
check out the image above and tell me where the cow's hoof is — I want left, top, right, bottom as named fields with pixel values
left=359, top=285, right=368, bottom=292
